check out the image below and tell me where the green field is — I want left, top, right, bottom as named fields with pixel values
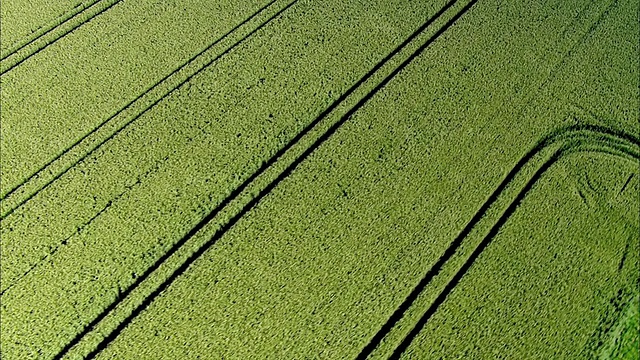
left=1, top=0, right=638, bottom=359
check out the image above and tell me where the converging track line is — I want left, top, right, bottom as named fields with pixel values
left=389, top=138, right=638, bottom=358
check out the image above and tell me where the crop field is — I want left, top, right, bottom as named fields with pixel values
left=0, top=0, right=638, bottom=358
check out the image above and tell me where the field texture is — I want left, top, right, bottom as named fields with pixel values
left=1, top=0, right=638, bottom=359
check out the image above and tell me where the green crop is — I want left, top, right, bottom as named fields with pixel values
left=0, top=0, right=637, bottom=358
left=0, top=0, right=272, bottom=197
left=1, top=0, right=88, bottom=57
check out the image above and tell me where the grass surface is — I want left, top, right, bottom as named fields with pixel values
left=0, top=0, right=638, bottom=358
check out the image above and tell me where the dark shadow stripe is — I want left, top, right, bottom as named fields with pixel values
left=619, top=173, right=634, bottom=195
left=1, top=0, right=106, bottom=61
left=68, top=1, right=471, bottom=358
left=0, top=0, right=123, bottom=75
left=50, top=2, right=298, bottom=358
left=388, top=138, right=639, bottom=359
left=0, top=0, right=280, bottom=294
left=0, top=158, right=162, bottom=296
left=0, top=0, right=279, bottom=219
left=355, top=124, right=639, bottom=359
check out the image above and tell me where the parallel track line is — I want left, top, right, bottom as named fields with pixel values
left=389, top=135, right=639, bottom=358
left=48, top=0, right=470, bottom=357
left=0, top=0, right=123, bottom=75
left=0, top=0, right=278, bottom=219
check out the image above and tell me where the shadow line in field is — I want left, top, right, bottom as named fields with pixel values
left=389, top=137, right=638, bottom=358
left=0, top=0, right=285, bottom=297
left=53, top=1, right=474, bottom=358
left=0, top=159, right=165, bottom=296
left=1, top=0, right=104, bottom=60
left=0, top=0, right=124, bottom=75
left=0, top=0, right=280, bottom=219
left=356, top=125, right=639, bottom=359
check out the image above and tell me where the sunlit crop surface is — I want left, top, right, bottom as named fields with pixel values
left=1, top=0, right=638, bottom=358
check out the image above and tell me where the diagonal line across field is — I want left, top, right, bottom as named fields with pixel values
left=0, top=0, right=124, bottom=75
left=0, top=0, right=293, bottom=294
left=1, top=0, right=637, bottom=358
left=0, top=0, right=281, bottom=220
left=0, top=159, right=165, bottom=297
left=389, top=132, right=640, bottom=358
left=1, top=0, right=104, bottom=61
left=358, top=124, right=640, bottom=359
left=52, top=0, right=476, bottom=358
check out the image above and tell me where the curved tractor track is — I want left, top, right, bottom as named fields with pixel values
left=359, top=123, right=640, bottom=359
